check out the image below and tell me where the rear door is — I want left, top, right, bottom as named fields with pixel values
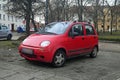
left=84, top=24, right=97, bottom=52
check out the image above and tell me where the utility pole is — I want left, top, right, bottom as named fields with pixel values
left=45, top=0, right=49, bottom=25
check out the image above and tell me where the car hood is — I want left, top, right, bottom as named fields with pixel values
left=22, top=33, right=58, bottom=47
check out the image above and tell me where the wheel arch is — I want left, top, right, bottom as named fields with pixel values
left=55, top=48, right=67, bottom=55
left=8, top=33, right=12, bottom=37
left=94, top=45, right=99, bottom=52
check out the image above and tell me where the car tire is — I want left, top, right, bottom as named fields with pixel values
left=7, top=34, right=12, bottom=40
left=90, top=47, right=98, bottom=58
left=25, top=58, right=32, bottom=62
left=52, top=50, right=66, bottom=67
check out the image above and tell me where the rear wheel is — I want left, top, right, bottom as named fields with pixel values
left=7, top=34, right=12, bottom=40
left=90, top=47, right=98, bottom=58
left=52, top=50, right=66, bottom=67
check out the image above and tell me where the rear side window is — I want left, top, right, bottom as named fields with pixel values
left=2, top=26, right=7, bottom=30
left=85, top=25, right=95, bottom=35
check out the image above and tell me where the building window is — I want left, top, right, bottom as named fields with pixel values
left=8, top=15, right=10, bottom=21
left=0, top=14, right=1, bottom=20
left=15, top=17, right=17, bottom=22
left=2, top=5, right=5, bottom=10
left=12, top=16, right=13, bottom=21
left=3, top=15, right=5, bottom=20
left=0, top=4, right=1, bottom=10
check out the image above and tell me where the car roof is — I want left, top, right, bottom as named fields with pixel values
left=48, top=21, right=92, bottom=27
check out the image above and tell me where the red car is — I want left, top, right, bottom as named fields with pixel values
left=19, top=21, right=99, bottom=67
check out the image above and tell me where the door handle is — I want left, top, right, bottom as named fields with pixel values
left=82, top=37, right=85, bottom=40
left=94, top=36, right=96, bottom=39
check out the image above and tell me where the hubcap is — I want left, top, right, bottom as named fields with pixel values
left=54, top=53, right=65, bottom=65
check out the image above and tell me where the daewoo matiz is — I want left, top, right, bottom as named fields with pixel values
left=19, top=21, right=99, bottom=67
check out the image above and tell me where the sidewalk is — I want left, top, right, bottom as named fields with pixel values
left=12, top=32, right=25, bottom=40
left=99, top=41, right=120, bottom=53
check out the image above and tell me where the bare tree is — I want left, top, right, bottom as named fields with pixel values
left=5, top=0, right=44, bottom=36
left=106, top=0, right=118, bottom=35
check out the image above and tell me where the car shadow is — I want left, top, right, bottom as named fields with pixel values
left=24, top=55, right=92, bottom=68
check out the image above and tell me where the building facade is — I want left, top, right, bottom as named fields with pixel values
left=0, top=0, right=24, bottom=31
left=98, top=7, right=120, bottom=32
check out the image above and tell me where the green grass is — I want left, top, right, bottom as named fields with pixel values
left=99, top=31, right=120, bottom=41
left=99, top=31, right=120, bottom=35
left=0, top=40, right=22, bottom=48
left=99, top=35, right=120, bottom=41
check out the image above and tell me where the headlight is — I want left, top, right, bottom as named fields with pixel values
left=40, top=41, right=50, bottom=47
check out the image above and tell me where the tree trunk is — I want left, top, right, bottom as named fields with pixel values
left=31, top=13, right=37, bottom=32
left=103, top=15, right=105, bottom=33
left=110, top=10, right=113, bottom=35
left=26, top=14, right=30, bottom=36
left=25, top=0, right=32, bottom=36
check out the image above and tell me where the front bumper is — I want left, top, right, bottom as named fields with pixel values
left=19, top=45, right=54, bottom=63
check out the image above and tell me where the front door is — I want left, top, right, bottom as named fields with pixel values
left=66, top=24, right=86, bottom=56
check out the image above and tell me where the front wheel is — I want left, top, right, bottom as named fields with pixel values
left=52, top=50, right=66, bottom=67
left=7, top=34, right=12, bottom=40
left=90, top=47, right=98, bottom=58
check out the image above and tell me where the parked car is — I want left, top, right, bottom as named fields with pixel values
left=18, top=21, right=99, bottom=67
left=0, top=25, right=12, bottom=40
left=17, top=26, right=26, bottom=33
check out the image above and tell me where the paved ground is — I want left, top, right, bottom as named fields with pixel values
left=0, top=42, right=120, bottom=80
left=12, top=32, right=25, bottom=40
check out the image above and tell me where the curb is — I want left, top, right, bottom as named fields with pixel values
left=99, top=40, right=120, bottom=44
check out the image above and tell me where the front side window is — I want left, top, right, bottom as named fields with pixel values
left=69, top=24, right=83, bottom=36
left=85, top=25, right=95, bottom=35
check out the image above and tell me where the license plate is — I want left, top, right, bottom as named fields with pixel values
left=21, top=48, right=33, bottom=54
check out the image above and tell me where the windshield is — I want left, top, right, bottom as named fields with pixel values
left=39, top=22, right=71, bottom=35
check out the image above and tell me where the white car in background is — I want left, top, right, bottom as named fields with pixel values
left=0, top=25, right=12, bottom=40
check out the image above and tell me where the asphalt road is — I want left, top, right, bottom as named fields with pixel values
left=0, top=42, right=120, bottom=80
